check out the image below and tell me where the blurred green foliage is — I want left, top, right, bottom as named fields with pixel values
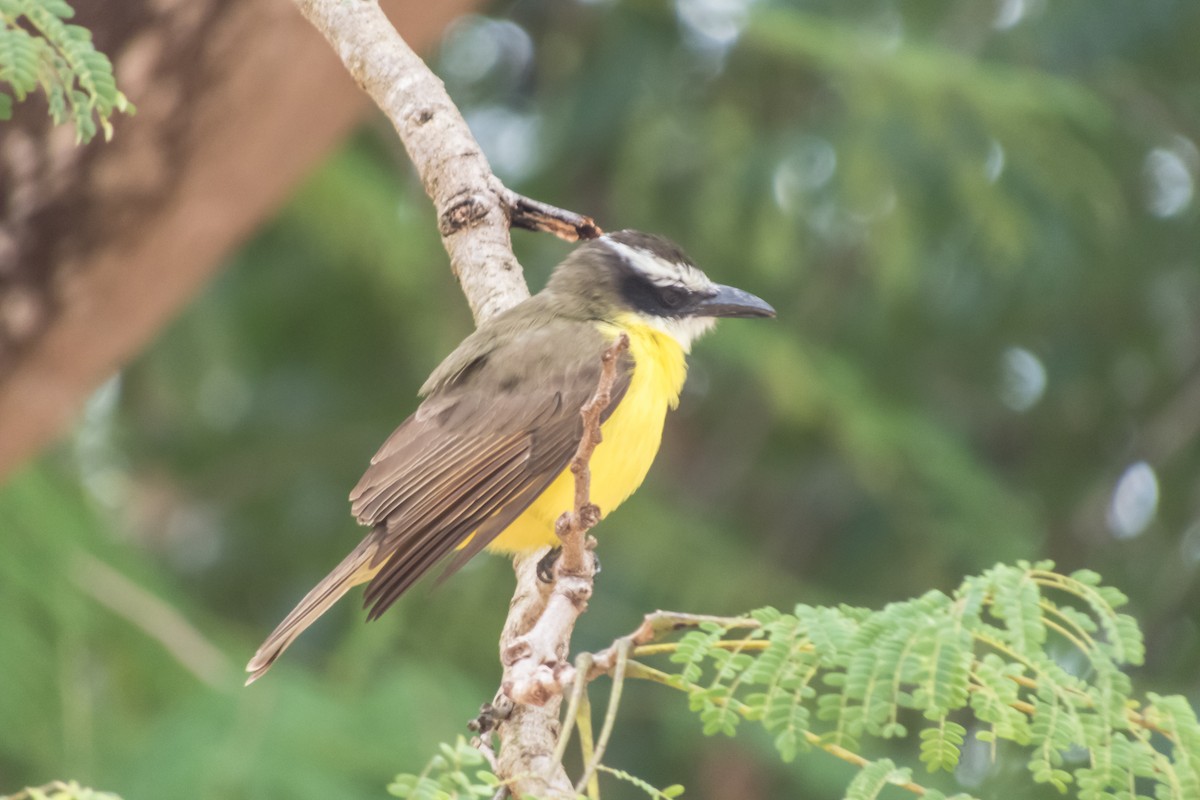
left=3, top=0, right=1200, bottom=797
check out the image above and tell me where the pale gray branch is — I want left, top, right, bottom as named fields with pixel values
left=493, top=552, right=576, bottom=799
left=289, top=2, right=604, bottom=797
left=292, top=0, right=602, bottom=326
left=292, top=0, right=528, bottom=323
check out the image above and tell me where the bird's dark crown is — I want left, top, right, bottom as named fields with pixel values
left=604, top=230, right=695, bottom=270
left=546, top=229, right=718, bottom=321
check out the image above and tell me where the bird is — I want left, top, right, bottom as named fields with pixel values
left=245, top=230, right=774, bottom=684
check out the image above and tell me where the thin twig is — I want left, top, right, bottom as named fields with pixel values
left=72, top=554, right=232, bottom=688
left=502, top=187, right=603, bottom=242
left=576, top=685, right=601, bottom=800
left=576, top=638, right=631, bottom=794
left=292, top=0, right=601, bottom=326
left=588, top=611, right=760, bottom=677
left=632, top=639, right=773, bottom=658
left=618, top=660, right=934, bottom=797
left=501, top=334, right=630, bottom=707
left=555, top=653, right=594, bottom=763
left=612, top=609, right=1175, bottom=790
left=472, top=734, right=500, bottom=773
left=289, top=3, right=607, bottom=797
left=557, top=333, right=630, bottom=574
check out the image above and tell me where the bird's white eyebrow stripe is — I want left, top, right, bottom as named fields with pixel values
left=602, top=238, right=714, bottom=291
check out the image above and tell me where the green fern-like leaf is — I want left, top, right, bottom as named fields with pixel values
left=8, top=782, right=123, bottom=800
left=842, top=758, right=915, bottom=800
left=796, top=602, right=860, bottom=660
left=0, top=27, right=42, bottom=98
left=696, top=689, right=741, bottom=736
left=637, top=564, right=1196, bottom=799
left=969, top=653, right=1030, bottom=744
left=1145, top=693, right=1200, bottom=799
left=674, top=622, right=764, bottom=739
left=1026, top=684, right=1079, bottom=792
left=743, top=612, right=820, bottom=760
left=383, top=568, right=1200, bottom=800
left=843, top=600, right=909, bottom=737
left=919, top=720, right=966, bottom=772
left=30, top=0, right=77, bottom=18
left=670, top=627, right=725, bottom=684
left=914, top=617, right=973, bottom=718
left=0, top=0, right=133, bottom=142
left=1039, top=568, right=1145, bottom=665
left=987, top=564, right=1046, bottom=652
left=68, top=88, right=95, bottom=141
left=387, top=738, right=495, bottom=800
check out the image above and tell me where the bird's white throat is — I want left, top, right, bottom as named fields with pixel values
left=639, top=314, right=717, bottom=352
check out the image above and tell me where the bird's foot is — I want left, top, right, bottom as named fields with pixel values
left=536, top=546, right=600, bottom=583
left=536, top=547, right=561, bottom=583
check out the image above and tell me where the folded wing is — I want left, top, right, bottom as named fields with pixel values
left=349, top=319, right=631, bottom=619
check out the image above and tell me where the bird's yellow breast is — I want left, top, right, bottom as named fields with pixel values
left=485, top=316, right=688, bottom=553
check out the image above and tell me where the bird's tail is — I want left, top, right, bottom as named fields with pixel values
left=244, top=535, right=384, bottom=685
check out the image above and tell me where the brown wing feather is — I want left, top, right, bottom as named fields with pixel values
left=346, top=318, right=633, bottom=619
left=247, top=313, right=633, bottom=682
left=362, top=454, right=534, bottom=618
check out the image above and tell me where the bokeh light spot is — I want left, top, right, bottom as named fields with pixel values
left=440, top=16, right=533, bottom=88
left=464, top=107, right=542, bottom=183
left=993, top=0, right=1027, bottom=30
left=1181, top=519, right=1200, bottom=565
left=985, top=140, right=1006, bottom=184
left=1144, top=146, right=1194, bottom=218
left=999, top=347, right=1046, bottom=412
left=772, top=137, right=837, bottom=214
left=1107, top=462, right=1159, bottom=539
left=675, top=0, right=755, bottom=50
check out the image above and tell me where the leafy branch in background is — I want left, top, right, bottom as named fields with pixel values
left=394, top=562, right=1200, bottom=799
left=0, top=780, right=123, bottom=800
left=0, top=0, right=131, bottom=141
left=386, top=739, right=501, bottom=800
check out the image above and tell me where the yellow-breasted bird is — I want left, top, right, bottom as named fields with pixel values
left=245, top=230, right=774, bottom=683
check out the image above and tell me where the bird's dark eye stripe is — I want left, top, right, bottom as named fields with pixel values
left=617, top=272, right=693, bottom=317
left=658, top=285, right=688, bottom=308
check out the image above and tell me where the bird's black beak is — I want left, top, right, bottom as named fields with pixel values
left=691, top=284, right=776, bottom=319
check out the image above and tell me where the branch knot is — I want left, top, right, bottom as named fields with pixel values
left=438, top=192, right=493, bottom=236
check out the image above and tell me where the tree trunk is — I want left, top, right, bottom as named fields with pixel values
left=0, top=0, right=479, bottom=480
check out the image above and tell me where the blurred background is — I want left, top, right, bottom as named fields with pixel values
left=3, top=0, right=1200, bottom=797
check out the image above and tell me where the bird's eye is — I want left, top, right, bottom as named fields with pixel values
left=659, top=285, right=688, bottom=309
